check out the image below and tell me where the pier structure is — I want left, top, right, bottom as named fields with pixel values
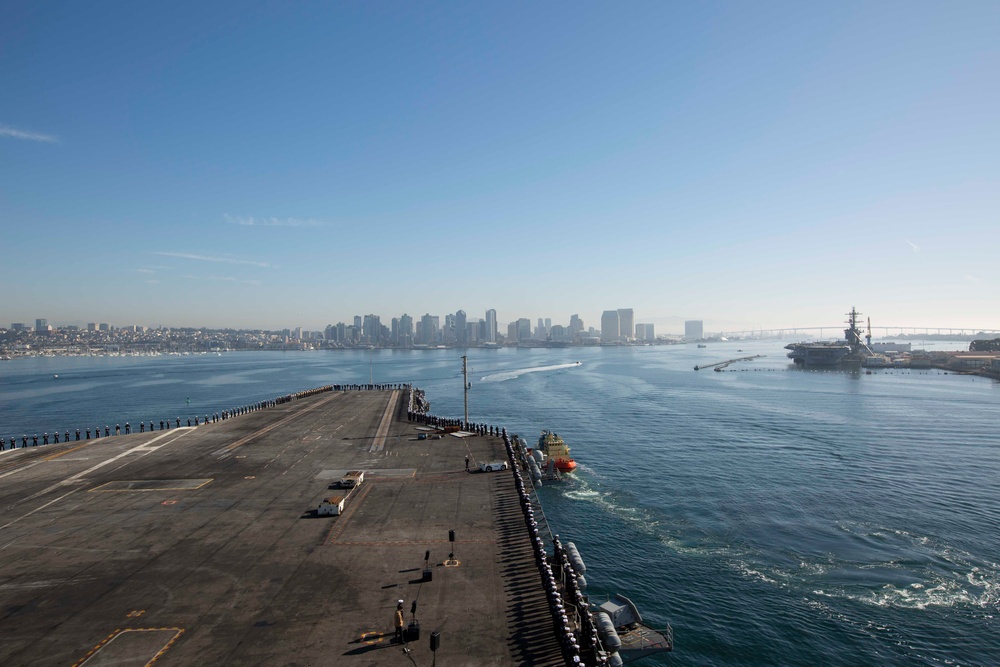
left=0, top=387, right=568, bottom=666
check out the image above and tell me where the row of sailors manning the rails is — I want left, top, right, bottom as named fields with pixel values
left=306, top=418, right=660, bottom=665
left=509, top=431, right=670, bottom=666
left=4, top=409, right=259, bottom=449
left=317, top=425, right=602, bottom=664
left=1, top=384, right=351, bottom=451
left=502, top=430, right=623, bottom=667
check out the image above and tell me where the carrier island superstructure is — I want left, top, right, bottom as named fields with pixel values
left=785, top=307, right=874, bottom=366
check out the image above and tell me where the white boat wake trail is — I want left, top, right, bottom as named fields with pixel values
left=480, top=362, right=582, bottom=383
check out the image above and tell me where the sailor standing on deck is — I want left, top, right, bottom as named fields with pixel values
left=394, top=601, right=405, bottom=643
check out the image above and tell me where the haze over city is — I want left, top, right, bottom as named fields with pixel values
left=3, top=2, right=998, bottom=333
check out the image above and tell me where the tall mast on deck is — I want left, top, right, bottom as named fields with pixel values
left=461, top=355, right=469, bottom=425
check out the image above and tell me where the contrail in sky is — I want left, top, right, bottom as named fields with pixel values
left=0, top=123, right=58, bottom=143
left=152, top=251, right=276, bottom=268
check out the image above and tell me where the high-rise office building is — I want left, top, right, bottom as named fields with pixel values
left=455, top=310, right=467, bottom=346
left=601, top=311, right=620, bottom=342
left=485, top=309, right=497, bottom=343
left=443, top=314, right=456, bottom=343
left=362, top=315, right=381, bottom=344
left=517, top=318, right=531, bottom=341
left=636, top=323, right=655, bottom=341
left=685, top=320, right=704, bottom=340
left=87, top=322, right=97, bottom=332
left=35, top=318, right=48, bottom=333
left=420, top=314, right=439, bottom=345
left=569, top=314, right=583, bottom=338
left=617, top=309, right=634, bottom=341
left=399, top=313, right=413, bottom=347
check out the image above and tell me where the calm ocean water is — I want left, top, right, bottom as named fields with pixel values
left=2, top=343, right=998, bottom=666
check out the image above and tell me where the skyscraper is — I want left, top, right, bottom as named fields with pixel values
left=455, top=310, right=467, bottom=346
left=569, top=314, right=583, bottom=338
left=485, top=309, right=497, bottom=343
left=601, top=311, right=620, bottom=342
left=517, top=318, right=531, bottom=341
left=420, top=314, right=439, bottom=345
left=617, top=309, right=634, bottom=342
left=636, top=323, right=655, bottom=341
left=362, top=315, right=381, bottom=344
left=443, top=314, right=456, bottom=344
left=685, top=320, right=704, bottom=340
left=399, top=313, right=413, bottom=347
left=35, top=318, right=48, bottom=333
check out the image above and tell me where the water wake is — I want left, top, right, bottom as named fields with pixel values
left=480, top=361, right=582, bottom=383
left=739, top=522, right=1000, bottom=612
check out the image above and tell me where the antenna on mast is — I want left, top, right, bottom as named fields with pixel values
left=461, top=355, right=469, bottom=426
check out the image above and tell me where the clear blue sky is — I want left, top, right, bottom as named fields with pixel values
left=3, top=2, right=998, bottom=333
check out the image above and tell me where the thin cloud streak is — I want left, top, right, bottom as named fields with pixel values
left=152, top=251, right=277, bottom=269
left=181, top=274, right=261, bottom=286
left=905, top=239, right=920, bottom=253
left=224, top=214, right=325, bottom=228
left=0, top=123, right=58, bottom=143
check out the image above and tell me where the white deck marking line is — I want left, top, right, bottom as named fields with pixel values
left=0, top=461, right=42, bottom=479
left=17, top=429, right=195, bottom=505
left=0, top=488, right=83, bottom=531
left=214, top=392, right=343, bottom=458
left=368, top=391, right=399, bottom=453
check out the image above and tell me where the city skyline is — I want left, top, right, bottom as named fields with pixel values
left=3, top=4, right=998, bottom=331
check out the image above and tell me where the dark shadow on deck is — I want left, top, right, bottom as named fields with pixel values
left=493, top=475, right=564, bottom=667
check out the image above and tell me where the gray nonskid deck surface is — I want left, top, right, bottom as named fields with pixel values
left=0, top=390, right=562, bottom=666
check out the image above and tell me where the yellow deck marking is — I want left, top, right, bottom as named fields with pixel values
left=90, top=479, right=213, bottom=493
left=325, top=484, right=373, bottom=544
left=71, top=627, right=184, bottom=667
left=43, top=441, right=95, bottom=461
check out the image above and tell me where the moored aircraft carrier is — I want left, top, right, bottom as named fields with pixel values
left=0, top=387, right=564, bottom=666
